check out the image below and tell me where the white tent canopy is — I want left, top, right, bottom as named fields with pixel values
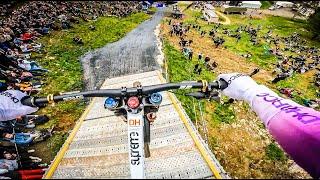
left=204, top=4, right=215, bottom=10
left=240, top=1, right=262, bottom=9
left=203, top=9, right=219, bottom=23
left=276, top=1, right=294, bottom=8
left=206, top=9, right=218, bottom=18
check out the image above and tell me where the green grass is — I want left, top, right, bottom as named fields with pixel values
left=182, top=7, right=320, bottom=67
left=180, top=7, right=319, bottom=102
left=148, top=7, right=157, bottom=14
left=220, top=15, right=319, bottom=102
left=260, top=1, right=273, bottom=9
left=36, top=12, right=150, bottom=95
left=265, top=142, right=287, bottom=162
left=211, top=103, right=236, bottom=124
left=274, top=72, right=318, bottom=106
left=47, top=132, right=68, bottom=157
left=31, top=12, right=150, bottom=163
left=163, top=40, right=236, bottom=126
left=165, top=5, right=316, bottom=177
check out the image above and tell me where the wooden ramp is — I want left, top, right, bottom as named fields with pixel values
left=44, top=70, right=229, bottom=179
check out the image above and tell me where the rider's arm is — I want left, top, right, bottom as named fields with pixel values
left=218, top=73, right=320, bottom=178
left=244, top=85, right=320, bottom=179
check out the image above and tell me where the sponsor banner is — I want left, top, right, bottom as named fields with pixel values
left=127, top=113, right=145, bottom=178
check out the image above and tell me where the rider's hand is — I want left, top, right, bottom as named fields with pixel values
left=218, top=73, right=279, bottom=104
left=0, top=90, right=38, bottom=121
left=218, top=73, right=259, bottom=101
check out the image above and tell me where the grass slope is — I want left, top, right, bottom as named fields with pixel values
left=181, top=7, right=319, bottom=104
left=160, top=5, right=315, bottom=178
left=31, top=12, right=150, bottom=162
left=163, top=39, right=236, bottom=127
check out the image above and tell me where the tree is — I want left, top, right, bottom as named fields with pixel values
left=308, top=7, right=320, bottom=40
left=229, top=1, right=241, bottom=6
left=299, top=1, right=320, bottom=9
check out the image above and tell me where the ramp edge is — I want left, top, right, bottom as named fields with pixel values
left=43, top=97, right=98, bottom=179
left=156, top=71, right=229, bottom=179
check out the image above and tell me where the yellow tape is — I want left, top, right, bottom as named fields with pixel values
left=157, top=71, right=222, bottom=179
left=44, top=97, right=97, bottom=179
left=47, top=94, right=54, bottom=104
left=201, top=80, right=208, bottom=92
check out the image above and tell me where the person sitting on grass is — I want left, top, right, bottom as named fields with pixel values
left=272, top=70, right=292, bottom=83
left=89, top=25, right=96, bottom=31
left=2, top=132, right=33, bottom=146
left=204, top=56, right=210, bottom=64
left=73, top=36, right=83, bottom=45
left=188, top=50, right=193, bottom=60
left=198, top=53, right=202, bottom=61
left=303, top=99, right=320, bottom=109
left=0, top=153, right=46, bottom=179
left=211, top=61, right=218, bottom=69
left=279, top=88, right=295, bottom=98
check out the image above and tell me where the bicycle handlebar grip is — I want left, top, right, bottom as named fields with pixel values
left=219, top=79, right=228, bottom=90
left=21, top=96, right=37, bottom=107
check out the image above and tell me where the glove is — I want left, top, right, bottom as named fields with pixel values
left=218, top=73, right=278, bottom=104
left=218, top=73, right=259, bottom=101
left=0, top=90, right=38, bottom=121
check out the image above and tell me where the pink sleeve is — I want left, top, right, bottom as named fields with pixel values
left=251, top=92, right=320, bottom=178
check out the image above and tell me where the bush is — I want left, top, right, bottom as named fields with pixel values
left=260, top=1, right=273, bottom=9
left=307, top=8, right=320, bottom=40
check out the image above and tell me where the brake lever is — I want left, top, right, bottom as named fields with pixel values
left=186, top=90, right=221, bottom=102
left=208, top=90, right=220, bottom=102
left=182, top=68, right=260, bottom=102
left=186, top=92, right=206, bottom=99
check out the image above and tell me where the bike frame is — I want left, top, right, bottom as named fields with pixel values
left=127, top=110, right=146, bottom=179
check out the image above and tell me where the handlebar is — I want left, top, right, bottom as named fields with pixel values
left=21, top=79, right=228, bottom=107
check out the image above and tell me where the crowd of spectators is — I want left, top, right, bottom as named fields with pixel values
left=168, top=3, right=319, bottom=109
left=0, top=1, right=16, bottom=18
left=169, top=19, right=219, bottom=75
left=0, top=1, right=142, bottom=179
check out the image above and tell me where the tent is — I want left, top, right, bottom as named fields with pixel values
left=142, top=1, right=151, bottom=11
left=156, top=2, right=165, bottom=7
left=203, top=9, right=219, bottom=23
left=275, top=1, right=294, bottom=8
left=204, top=4, right=215, bottom=10
left=240, top=1, right=262, bottom=9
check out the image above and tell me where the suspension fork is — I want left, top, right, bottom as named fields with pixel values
left=143, top=105, right=160, bottom=158
left=144, top=117, right=151, bottom=158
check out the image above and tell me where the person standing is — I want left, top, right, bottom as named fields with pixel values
left=198, top=53, right=202, bottom=61
left=188, top=50, right=193, bottom=60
